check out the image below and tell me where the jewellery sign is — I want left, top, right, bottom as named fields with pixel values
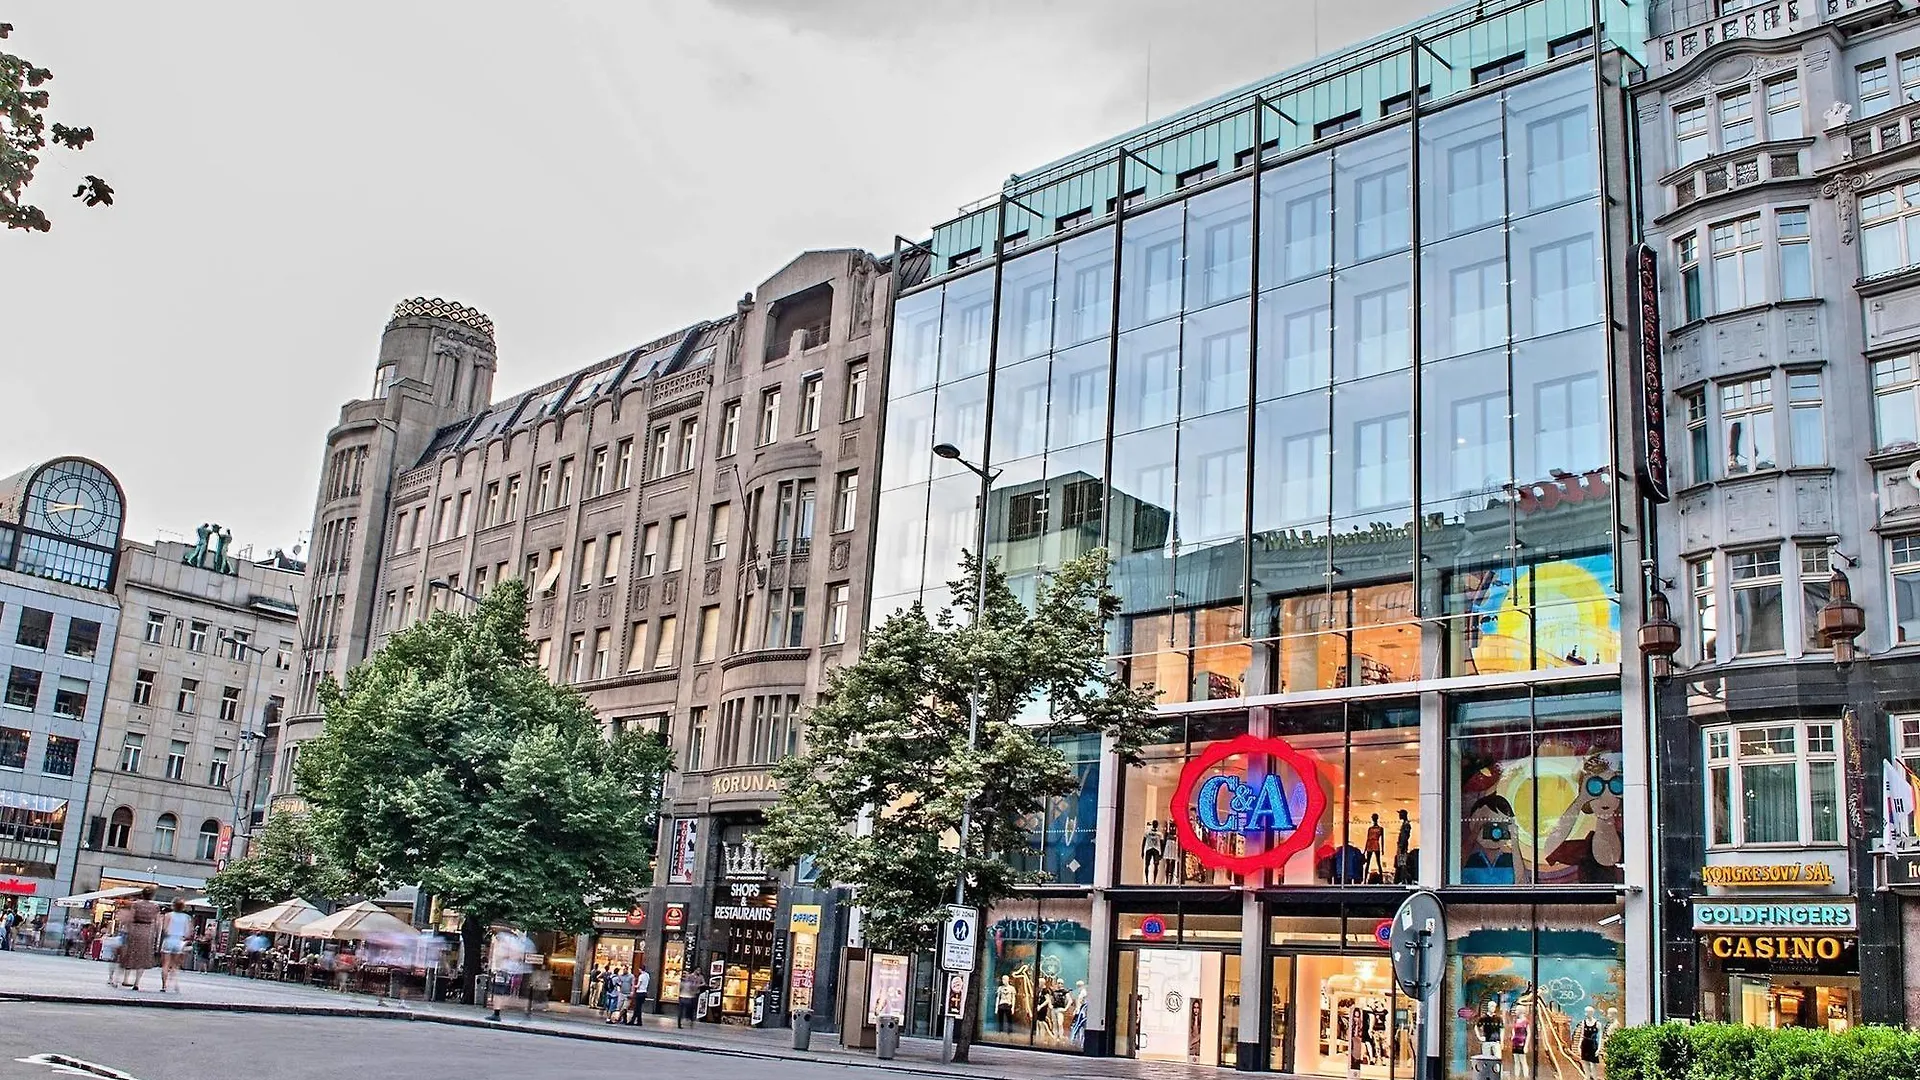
left=1169, top=734, right=1329, bottom=875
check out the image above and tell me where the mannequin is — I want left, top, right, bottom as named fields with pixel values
left=1364, top=814, right=1386, bottom=880
left=1159, top=820, right=1182, bottom=885
left=1476, top=998, right=1504, bottom=1061
left=1141, top=821, right=1163, bottom=884
left=1511, top=1002, right=1533, bottom=1080
left=1347, top=1000, right=1366, bottom=1079
left=1577, top=1005, right=1604, bottom=1078
left=1394, top=809, right=1413, bottom=882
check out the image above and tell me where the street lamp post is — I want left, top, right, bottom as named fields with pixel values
left=931, top=441, right=997, bottom=1064
left=427, top=578, right=485, bottom=608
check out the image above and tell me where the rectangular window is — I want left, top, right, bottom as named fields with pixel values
left=1777, top=208, right=1811, bottom=300
left=1353, top=284, right=1410, bottom=377
left=1892, top=534, right=1920, bottom=644
left=393, top=510, right=409, bottom=551
left=578, top=538, right=598, bottom=591
left=209, top=747, right=231, bottom=788
left=1801, top=543, right=1832, bottom=651
left=455, top=492, right=472, bottom=535
left=647, top=427, right=670, bottom=481
left=758, top=389, right=782, bottom=446
left=1730, top=547, right=1785, bottom=655
left=588, top=446, right=609, bottom=498
left=0, top=727, right=26, bottom=770
left=535, top=465, right=553, bottom=512
left=720, top=401, right=741, bottom=456
left=276, top=641, right=292, bottom=671
left=592, top=628, right=611, bottom=679
left=603, top=532, right=623, bottom=584
left=132, top=669, right=155, bottom=707
left=1677, top=233, right=1703, bottom=323
left=168, top=742, right=188, bottom=782
left=686, top=706, right=708, bottom=771
left=177, top=678, right=198, bottom=714
left=1860, top=182, right=1920, bottom=277
left=556, top=459, right=574, bottom=506
left=1448, top=260, right=1505, bottom=355
left=1675, top=101, right=1709, bottom=166
left=2, top=668, right=37, bottom=711
left=677, top=418, right=699, bottom=472
left=1530, top=235, right=1598, bottom=335
left=1446, top=135, right=1503, bottom=235
left=144, top=612, right=166, bottom=644
left=625, top=623, right=648, bottom=673
left=696, top=606, right=721, bottom=663
left=1351, top=167, right=1409, bottom=262
left=665, top=516, right=686, bottom=573
left=651, top=615, right=678, bottom=670
left=798, top=374, right=823, bottom=433
left=1860, top=60, right=1892, bottom=117
left=51, top=676, right=86, bottom=719
left=566, top=632, right=586, bottom=682
left=844, top=361, right=868, bottom=421
left=1685, top=390, right=1710, bottom=486
left=1720, top=376, right=1777, bottom=474
left=1710, top=216, right=1764, bottom=312
left=1352, top=415, right=1411, bottom=509
left=1873, top=354, right=1920, bottom=450
left=832, top=471, right=859, bottom=533
left=64, top=618, right=100, bottom=661
left=1282, top=190, right=1333, bottom=281
left=1705, top=721, right=1843, bottom=846
left=41, top=735, right=76, bottom=777
left=1765, top=73, right=1802, bottom=140
left=708, top=503, right=729, bottom=561
left=795, top=481, right=816, bottom=555
left=483, top=481, right=501, bottom=527
left=639, top=523, right=660, bottom=577
left=1471, top=52, right=1525, bottom=84
left=1525, top=108, right=1590, bottom=210
left=763, top=588, right=808, bottom=649
left=614, top=438, right=633, bottom=490
left=120, top=732, right=144, bottom=773
left=1719, top=87, right=1756, bottom=150
left=1692, top=557, right=1718, bottom=662
left=1787, top=370, right=1825, bottom=466
left=826, top=583, right=850, bottom=644
left=218, top=686, right=241, bottom=722
left=14, top=608, right=50, bottom=650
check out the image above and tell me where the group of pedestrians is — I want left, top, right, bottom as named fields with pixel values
left=98, top=887, right=195, bottom=993
left=589, top=963, right=651, bottom=1024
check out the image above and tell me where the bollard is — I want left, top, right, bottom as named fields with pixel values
left=876, top=1017, right=900, bottom=1060
left=792, top=1009, right=813, bottom=1051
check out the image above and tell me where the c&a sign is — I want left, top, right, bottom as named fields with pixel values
left=1169, top=734, right=1328, bottom=875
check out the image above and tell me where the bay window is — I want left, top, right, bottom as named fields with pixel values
left=1705, top=720, right=1842, bottom=846
left=1729, top=547, right=1784, bottom=655
left=1872, top=354, right=1920, bottom=450
left=1684, top=390, right=1710, bottom=485
left=1710, top=216, right=1763, bottom=313
left=1859, top=182, right=1920, bottom=277
left=1777, top=209, right=1811, bottom=300
left=1765, top=73, right=1801, bottom=139
left=1718, top=87, right=1755, bottom=150
left=1787, top=370, right=1824, bottom=465
left=1719, top=376, right=1775, bottom=475
left=1675, top=100, right=1708, bottom=166
left=1677, top=233, right=1703, bottom=322
left=1891, top=534, right=1920, bottom=644
left=1691, top=557, right=1718, bottom=662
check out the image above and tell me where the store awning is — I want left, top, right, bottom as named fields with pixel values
left=100, top=868, right=207, bottom=890
left=53, top=886, right=140, bottom=909
left=181, top=897, right=215, bottom=911
left=536, top=556, right=565, bottom=595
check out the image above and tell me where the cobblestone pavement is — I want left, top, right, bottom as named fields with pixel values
left=0, top=951, right=1257, bottom=1079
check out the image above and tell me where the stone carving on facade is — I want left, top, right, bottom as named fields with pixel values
left=1823, top=101, right=1853, bottom=131
left=634, top=583, right=650, bottom=610
left=1708, top=56, right=1756, bottom=85
left=830, top=538, right=851, bottom=571
left=840, top=433, right=859, bottom=461
left=663, top=576, right=679, bottom=607
left=1794, top=476, right=1835, bottom=532
left=1724, top=482, right=1779, bottom=540
left=1752, top=55, right=1796, bottom=78
left=538, top=602, right=554, bottom=629
left=704, top=566, right=722, bottom=596
left=597, top=592, right=613, bottom=619
left=693, top=671, right=711, bottom=696
left=1820, top=170, right=1876, bottom=244
left=769, top=561, right=788, bottom=590
left=1805, top=45, right=1830, bottom=73
left=570, top=598, right=587, bottom=624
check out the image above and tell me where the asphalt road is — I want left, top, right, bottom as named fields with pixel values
left=0, top=1003, right=873, bottom=1080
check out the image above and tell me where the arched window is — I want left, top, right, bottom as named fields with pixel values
left=151, top=813, right=177, bottom=856
left=196, top=819, right=222, bottom=861
left=106, top=807, right=132, bottom=850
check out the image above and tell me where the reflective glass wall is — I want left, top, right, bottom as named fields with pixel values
left=875, top=61, right=1620, bottom=705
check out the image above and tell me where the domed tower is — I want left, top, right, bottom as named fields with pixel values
left=285, top=298, right=497, bottom=735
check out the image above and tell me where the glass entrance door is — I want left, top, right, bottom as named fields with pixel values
left=1117, top=947, right=1235, bottom=1066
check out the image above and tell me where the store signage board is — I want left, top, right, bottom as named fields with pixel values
left=1692, top=900, right=1856, bottom=932
left=941, top=905, right=979, bottom=973
left=1701, top=862, right=1838, bottom=888
left=1630, top=242, right=1670, bottom=504
left=1169, top=734, right=1330, bottom=874
left=1885, top=850, right=1920, bottom=888
left=789, top=904, right=822, bottom=935
left=663, top=903, right=686, bottom=931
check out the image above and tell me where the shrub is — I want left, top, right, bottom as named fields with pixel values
left=1605, top=1022, right=1920, bottom=1080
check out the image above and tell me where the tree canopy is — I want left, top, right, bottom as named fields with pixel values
left=758, top=548, right=1158, bottom=954
left=295, top=579, right=671, bottom=942
left=2, top=23, right=111, bottom=232
left=204, top=809, right=350, bottom=915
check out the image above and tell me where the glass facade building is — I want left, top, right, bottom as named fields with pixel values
left=872, top=1, right=1653, bottom=1074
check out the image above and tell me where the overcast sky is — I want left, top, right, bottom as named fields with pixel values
left=3, top=0, right=1438, bottom=556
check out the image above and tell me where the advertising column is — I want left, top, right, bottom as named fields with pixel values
left=789, top=904, right=822, bottom=1019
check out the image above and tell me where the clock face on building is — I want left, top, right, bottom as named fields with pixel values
left=29, top=461, right=123, bottom=544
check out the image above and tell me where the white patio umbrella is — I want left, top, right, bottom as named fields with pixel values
left=299, top=901, right=416, bottom=942
left=233, top=897, right=324, bottom=935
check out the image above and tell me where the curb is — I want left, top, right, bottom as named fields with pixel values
left=0, top=993, right=1006, bottom=1079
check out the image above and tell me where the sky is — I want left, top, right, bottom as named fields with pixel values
left=3, top=0, right=1439, bottom=557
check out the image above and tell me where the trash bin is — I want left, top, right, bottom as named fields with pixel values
left=876, top=1017, right=900, bottom=1060
left=792, top=1009, right=813, bottom=1051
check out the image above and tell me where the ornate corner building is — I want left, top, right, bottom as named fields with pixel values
left=274, top=253, right=897, bottom=1017
left=1635, top=0, right=1920, bottom=1031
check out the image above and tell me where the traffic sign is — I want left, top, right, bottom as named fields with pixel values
left=940, top=904, right=979, bottom=973
left=1389, top=891, right=1445, bottom=999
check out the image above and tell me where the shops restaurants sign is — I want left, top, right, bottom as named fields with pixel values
left=1170, top=734, right=1329, bottom=875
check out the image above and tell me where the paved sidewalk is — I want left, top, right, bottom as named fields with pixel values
left=0, top=951, right=1241, bottom=1079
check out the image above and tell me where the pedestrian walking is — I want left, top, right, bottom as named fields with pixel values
left=627, top=964, right=651, bottom=1024
left=160, top=899, right=192, bottom=992
left=117, top=888, right=161, bottom=991
left=605, top=967, right=631, bottom=1023
left=676, top=969, right=701, bottom=1028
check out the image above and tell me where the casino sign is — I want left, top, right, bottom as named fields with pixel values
left=1170, top=734, right=1329, bottom=875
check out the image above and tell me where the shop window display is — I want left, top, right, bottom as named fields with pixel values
left=1448, top=688, right=1623, bottom=886
left=1446, top=553, right=1620, bottom=676
left=975, top=898, right=1094, bottom=1051
left=1444, top=904, right=1624, bottom=1080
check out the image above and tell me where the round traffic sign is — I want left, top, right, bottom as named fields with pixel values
left=1389, top=891, right=1445, bottom=1000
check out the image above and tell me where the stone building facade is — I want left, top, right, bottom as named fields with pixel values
left=276, top=251, right=895, bottom=1022
left=70, top=537, right=301, bottom=911
left=1637, top=0, right=1920, bottom=1028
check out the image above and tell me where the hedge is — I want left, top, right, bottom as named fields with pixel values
left=1605, top=1022, right=1920, bottom=1080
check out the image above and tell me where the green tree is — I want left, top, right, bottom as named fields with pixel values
left=2, top=22, right=111, bottom=232
left=757, top=549, right=1157, bottom=1060
left=296, top=579, right=671, bottom=998
left=204, top=810, right=351, bottom=916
